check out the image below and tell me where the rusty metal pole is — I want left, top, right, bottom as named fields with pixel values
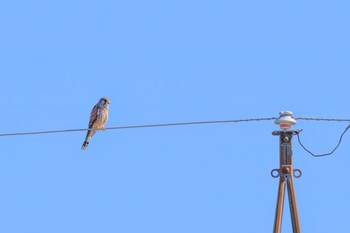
left=271, top=111, right=302, bottom=233
left=272, top=174, right=286, bottom=233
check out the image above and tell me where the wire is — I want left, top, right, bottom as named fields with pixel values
left=0, top=117, right=277, bottom=137
left=2, top=116, right=350, bottom=157
left=296, top=117, right=350, bottom=122
left=296, top=124, right=350, bottom=157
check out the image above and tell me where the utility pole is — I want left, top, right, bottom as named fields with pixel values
left=271, top=111, right=302, bottom=233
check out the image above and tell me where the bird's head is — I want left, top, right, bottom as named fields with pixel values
left=100, top=97, right=111, bottom=105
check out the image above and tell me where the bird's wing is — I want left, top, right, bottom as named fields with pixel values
left=88, top=104, right=99, bottom=128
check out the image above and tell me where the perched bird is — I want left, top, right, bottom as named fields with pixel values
left=81, top=97, right=110, bottom=150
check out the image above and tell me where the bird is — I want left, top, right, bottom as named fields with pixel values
left=81, top=97, right=110, bottom=150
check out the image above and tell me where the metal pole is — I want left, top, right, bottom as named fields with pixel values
left=286, top=174, right=301, bottom=232
left=272, top=175, right=286, bottom=233
left=272, top=111, right=302, bottom=233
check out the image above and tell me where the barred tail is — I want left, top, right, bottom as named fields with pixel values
left=81, top=139, right=90, bottom=150
left=81, top=129, right=96, bottom=150
left=81, top=131, right=92, bottom=150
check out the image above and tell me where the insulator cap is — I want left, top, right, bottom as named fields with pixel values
left=275, top=111, right=297, bottom=129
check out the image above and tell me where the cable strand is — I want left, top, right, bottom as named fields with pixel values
left=2, top=116, right=350, bottom=157
left=296, top=117, right=350, bottom=122
left=0, top=117, right=277, bottom=137
left=296, top=124, right=350, bottom=157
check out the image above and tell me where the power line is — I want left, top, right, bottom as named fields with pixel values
left=0, top=117, right=277, bottom=137
left=2, top=116, right=350, bottom=157
left=296, top=117, right=350, bottom=122
left=296, top=124, right=350, bottom=157
left=295, top=116, right=350, bottom=157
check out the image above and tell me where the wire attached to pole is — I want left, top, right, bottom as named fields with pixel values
left=0, top=117, right=277, bottom=137
left=296, top=124, right=350, bottom=157
left=296, top=117, right=350, bottom=122
left=1, top=115, right=350, bottom=158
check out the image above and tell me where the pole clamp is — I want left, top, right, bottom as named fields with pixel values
left=271, top=167, right=302, bottom=178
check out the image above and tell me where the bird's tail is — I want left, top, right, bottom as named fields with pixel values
left=81, top=135, right=92, bottom=150
left=81, top=140, right=89, bottom=150
left=81, top=129, right=96, bottom=150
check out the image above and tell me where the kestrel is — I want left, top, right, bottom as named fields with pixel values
left=81, top=97, right=110, bottom=150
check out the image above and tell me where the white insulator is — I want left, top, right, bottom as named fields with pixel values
left=275, top=111, right=297, bottom=129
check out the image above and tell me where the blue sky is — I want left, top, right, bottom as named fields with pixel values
left=1, top=0, right=350, bottom=232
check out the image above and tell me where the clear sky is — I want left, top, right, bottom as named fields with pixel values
left=1, top=0, right=349, bottom=232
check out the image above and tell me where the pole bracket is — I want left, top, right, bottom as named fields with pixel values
left=271, top=168, right=302, bottom=178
